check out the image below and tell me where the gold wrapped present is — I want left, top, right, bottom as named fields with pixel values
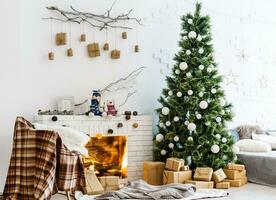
left=185, top=180, right=214, bottom=188
left=212, top=168, right=227, bottom=183
left=98, top=176, right=120, bottom=191
left=165, top=158, right=184, bottom=171
left=223, top=169, right=246, bottom=180
left=48, top=52, right=54, bottom=60
left=56, top=32, right=67, bottom=46
left=226, top=177, right=247, bottom=187
left=163, top=170, right=192, bottom=184
left=84, top=170, right=104, bottom=195
left=111, top=49, right=120, bottom=59
left=216, top=181, right=230, bottom=189
left=87, top=43, right=100, bottom=57
left=103, top=43, right=109, bottom=51
left=143, top=161, right=165, bottom=185
left=194, top=167, right=213, bottom=181
left=80, top=34, right=86, bottom=42
left=228, top=163, right=245, bottom=171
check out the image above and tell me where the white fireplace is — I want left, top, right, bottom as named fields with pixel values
left=34, top=114, right=153, bottom=181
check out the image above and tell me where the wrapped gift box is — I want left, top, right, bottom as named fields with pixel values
left=216, top=181, right=230, bottom=189
left=165, top=158, right=184, bottom=171
left=223, top=169, right=246, bottom=180
left=84, top=170, right=104, bottom=195
left=228, top=163, right=245, bottom=171
left=56, top=32, right=67, bottom=45
left=163, top=170, right=192, bottom=184
left=226, top=177, right=247, bottom=187
left=194, top=167, right=213, bottom=181
left=212, top=168, right=227, bottom=183
left=185, top=180, right=214, bottom=188
left=143, top=161, right=165, bottom=185
left=98, top=176, right=120, bottom=191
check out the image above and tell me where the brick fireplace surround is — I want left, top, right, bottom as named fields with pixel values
left=34, top=115, right=153, bottom=181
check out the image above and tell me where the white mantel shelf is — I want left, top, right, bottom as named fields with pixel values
left=34, top=114, right=154, bottom=181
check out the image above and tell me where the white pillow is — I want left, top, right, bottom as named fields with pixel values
left=235, top=139, right=272, bottom=152
left=33, top=123, right=90, bottom=156
left=252, top=133, right=276, bottom=149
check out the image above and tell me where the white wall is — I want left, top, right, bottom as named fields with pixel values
left=1, top=0, right=276, bottom=191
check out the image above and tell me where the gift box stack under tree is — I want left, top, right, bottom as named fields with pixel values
left=223, top=164, right=247, bottom=187
left=185, top=167, right=214, bottom=188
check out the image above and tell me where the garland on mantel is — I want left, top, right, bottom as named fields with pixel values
left=43, top=1, right=142, bottom=30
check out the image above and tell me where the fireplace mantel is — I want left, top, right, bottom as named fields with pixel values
left=34, top=114, right=153, bottom=181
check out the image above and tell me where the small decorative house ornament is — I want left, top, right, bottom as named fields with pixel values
left=134, top=45, right=139, bottom=53
left=103, top=43, right=109, bottom=51
left=80, top=34, right=86, bottom=42
left=67, top=48, right=73, bottom=57
left=87, top=43, right=100, bottom=57
left=56, top=32, right=67, bottom=46
left=48, top=52, right=55, bottom=60
left=122, top=31, right=127, bottom=39
left=111, top=49, right=120, bottom=59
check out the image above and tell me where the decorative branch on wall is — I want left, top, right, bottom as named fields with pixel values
left=43, top=1, right=142, bottom=30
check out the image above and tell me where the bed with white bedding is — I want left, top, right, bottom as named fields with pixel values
left=237, top=151, right=276, bottom=187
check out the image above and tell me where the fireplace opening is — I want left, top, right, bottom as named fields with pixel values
left=83, top=135, right=127, bottom=178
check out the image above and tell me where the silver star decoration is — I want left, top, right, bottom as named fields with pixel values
left=258, top=75, right=268, bottom=88
left=236, top=49, right=249, bottom=63
left=224, top=70, right=239, bottom=86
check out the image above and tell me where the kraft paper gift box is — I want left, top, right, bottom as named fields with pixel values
left=56, top=32, right=67, bottom=45
left=143, top=161, right=165, bottom=185
left=87, top=43, right=100, bottom=57
left=111, top=49, right=120, bottom=59
left=84, top=170, right=104, bottom=195
left=216, top=181, right=230, bottom=189
left=226, top=177, right=247, bottom=187
left=212, top=168, right=227, bottom=183
left=228, top=163, right=245, bottom=171
left=185, top=180, right=214, bottom=188
left=98, top=176, right=120, bottom=191
left=163, top=170, right=192, bottom=184
left=165, top=158, right=185, bottom=171
left=223, top=169, right=246, bottom=180
left=194, top=167, right=213, bottom=181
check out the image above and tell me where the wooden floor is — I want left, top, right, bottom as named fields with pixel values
left=52, top=183, right=276, bottom=200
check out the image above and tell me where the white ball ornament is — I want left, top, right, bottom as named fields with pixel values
left=205, top=121, right=211, bottom=126
left=187, top=136, right=193, bottom=142
left=156, top=134, right=164, bottom=142
left=175, top=69, right=180, bottom=74
left=220, top=99, right=226, bottom=107
left=196, top=113, right=202, bottom=119
left=177, top=92, right=182, bottom=97
left=187, top=18, right=193, bottom=24
left=188, top=122, right=196, bottom=131
left=184, top=120, right=189, bottom=125
left=211, top=144, right=220, bottom=154
left=207, top=67, right=212, bottom=73
left=222, top=155, right=228, bottom=160
left=199, top=65, right=204, bottom=70
left=198, top=48, right=204, bottom=54
left=188, top=31, right=197, bottom=39
left=187, top=90, right=193, bottom=96
left=197, top=35, right=202, bottom=41
left=215, top=134, right=221, bottom=140
left=168, top=91, right=173, bottom=96
left=159, top=122, right=165, bottom=128
left=165, top=121, right=171, bottom=126
left=186, top=50, right=191, bottom=55
left=161, top=149, right=167, bottom=155
left=198, top=92, right=204, bottom=97
left=232, top=145, right=240, bottom=154
left=186, top=72, right=192, bottom=77
left=174, top=116, right=180, bottom=122
left=222, top=137, right=227, bottom=143
left=161, top=107, right=170, bottom=115
left=183, top=36, right=188, bottom=40
left=168, top=143, right=174, bottom=149
left=174, top=136, right=179, bottom=142
left=211, top=88, right=217, bottom=94
left=179, top=62, right=188, bottom=70
left=216, top=117, right=222, bottom=123
left=199, top=100, right=208, bottom=109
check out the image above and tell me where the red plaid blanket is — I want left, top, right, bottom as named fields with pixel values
left=3, top=117, right=86, bottom=200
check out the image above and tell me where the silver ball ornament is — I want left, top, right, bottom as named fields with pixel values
left=161, top=107, right=170, bottom=115
left=211, top=144, right=220, bottom=154
left=179, top=62, right=188, bottom=70
left=156, top=134, right=164, bottom=142
left=199, top=100, right=208, bottom=109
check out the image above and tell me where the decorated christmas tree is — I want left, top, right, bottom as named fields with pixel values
left=154, top=3, right=236, bottom=170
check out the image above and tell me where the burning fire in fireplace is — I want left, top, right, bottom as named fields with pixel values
left=83, top=135, right=128, bottom=178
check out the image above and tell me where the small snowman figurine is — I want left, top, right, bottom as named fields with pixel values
left=106, top=100, right=117, bottom=116
left=87, top=90, right=102, bottom=116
